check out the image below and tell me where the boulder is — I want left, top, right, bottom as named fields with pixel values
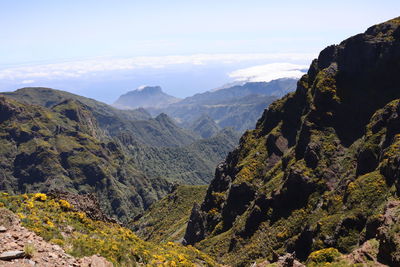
left=0, top=250, right=25, bottom=260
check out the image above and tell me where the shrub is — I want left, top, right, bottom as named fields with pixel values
left=24, top=243, right=36, bottom=258
left=59, top=199, right=73, bottom=210
left=33, top=193, right=47, bottom=201
left=307, top=247, right=340, bottom=263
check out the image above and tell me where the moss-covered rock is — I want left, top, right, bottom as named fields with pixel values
left=184, top=17, right=400, bottom=266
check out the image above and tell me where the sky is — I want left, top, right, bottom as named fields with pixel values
left=0, top=0, right=399, bottom=102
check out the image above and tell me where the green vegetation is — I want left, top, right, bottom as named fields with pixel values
left=0, top=96, right=171, bottom=223
left=0, top=193, right=218, bottom=266
left=307, top=248, right=341, bottom=264
left=1, top=87, right=239, bottom=186
left=131, top=185, right=208, bottom=243
left=130, top=128, right=239, bottom=185
left=24, top=243, right=36, bottom=258
left=182, top=17, right=400, bottom=266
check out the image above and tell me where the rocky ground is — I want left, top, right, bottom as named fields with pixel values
left=0, top=208, right=112, bottom=267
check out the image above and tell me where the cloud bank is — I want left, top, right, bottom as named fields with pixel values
left=0, top=53, right=315, bottom=81
left=228, top=63, right=308, bottom=82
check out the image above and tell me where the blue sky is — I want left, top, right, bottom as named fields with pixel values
left=0, top=1, right=399, bottom=102
left=1, top=0, right=399, bottom=65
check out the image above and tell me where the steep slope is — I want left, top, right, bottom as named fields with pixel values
left=0, top=96, right=171, bottom=223
left=131, top=185, right=208, bottom=243
left=147, top=80, right=296, bottom=132
left=190, top=115, right=221, bottom=139
left=183, top=17, right=400, bottom=266
left=2, top=87, right=196, bottom=147
left=113, top=85, right=181, bottom=109
left=128, top=128, right=240, bottom=185
left=0, top=193, right=218, bottom=266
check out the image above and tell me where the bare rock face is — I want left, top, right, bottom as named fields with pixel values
left=182, top=203, right=205, bottom=245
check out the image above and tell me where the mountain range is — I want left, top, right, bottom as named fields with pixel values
left=1, top=15, right=400, bottom=267
left=0, top=87, right=240, bottom=223
left=113, top=78, right=298, bottom=132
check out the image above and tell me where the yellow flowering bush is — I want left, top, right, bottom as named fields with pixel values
left=59, top=199, right=73, bottom=210
left=0, top=193, right=219, bottom=266
left=307, top=247, right=340, bottom=263
left=33, top=193, right=47, bottom=201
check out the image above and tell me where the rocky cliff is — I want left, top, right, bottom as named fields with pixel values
left=183, top=17, right=400, bottom=266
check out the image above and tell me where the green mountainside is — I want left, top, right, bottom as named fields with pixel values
left=189, top=115, right=221, bottom=139
left=131, top=185, right=208, bottom=243
left=2, top=87, right=196, bottom=147
left=0, top=96, right=171, bottom=223
left=182, top=17, right=400, bottom=266
left=129, top=128, right=240, bottom=185
left=0, top=87, right=239, bottom=222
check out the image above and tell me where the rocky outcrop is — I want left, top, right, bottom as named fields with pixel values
left=183, top=203, right=206, bottom=245
left=377, top=201, right=400, bottom=266
left=0, top=208, right=112, bottom=266
left=47, top=190, right=118, bottom=223
left=184, top=17, right=400, bottom=266
left=0, top=97, right=21, bottom=124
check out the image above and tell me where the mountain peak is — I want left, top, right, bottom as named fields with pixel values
left=113, top=86, right=180, bottom=109
left=134, top=85, right=163, bottom=94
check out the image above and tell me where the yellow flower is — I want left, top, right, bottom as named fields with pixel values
left=59, top=199, right=73, bottom=210
left=46, top=220, right=55, bottom=228
left=76, top=212, right=86, bottom=220
left=25, top=200, right=34, bottom=209
left=33, top=193, right=47, bottom=201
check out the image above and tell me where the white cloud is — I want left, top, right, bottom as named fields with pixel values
left=228, top=63, right=308, bottom=82
left=0, top=53, right=316, bottom=81
left=137, top=85, right=148, bottom=91
left=21, top=79, right=35, bottom=84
